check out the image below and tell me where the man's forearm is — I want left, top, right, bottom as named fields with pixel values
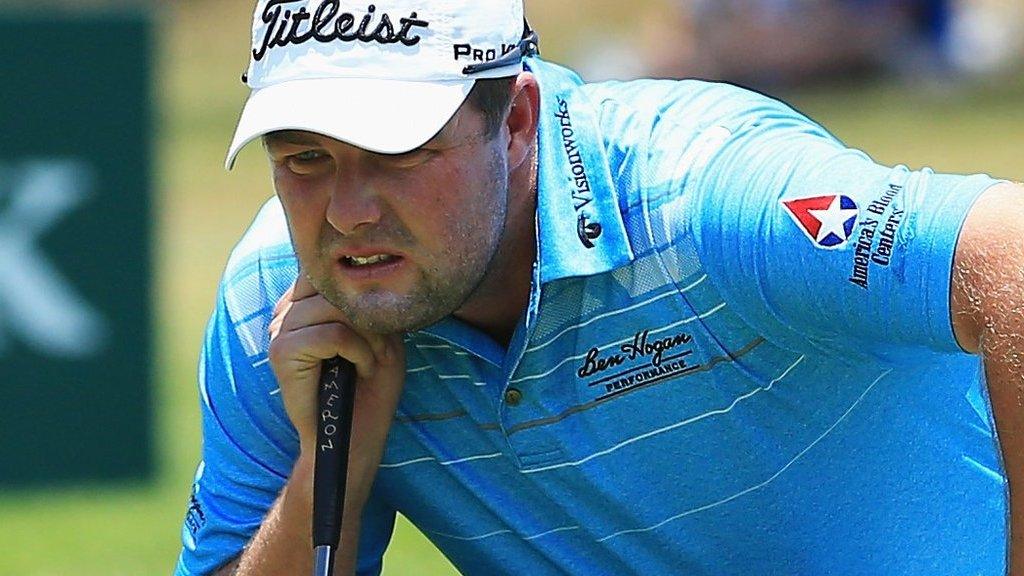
left=218, top=454, right=365, bottom=576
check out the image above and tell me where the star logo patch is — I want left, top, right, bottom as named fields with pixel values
left=781, top=195, right=859, bottom=249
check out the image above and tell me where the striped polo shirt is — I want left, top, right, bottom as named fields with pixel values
left=176, top=57, right=1007, bottom=575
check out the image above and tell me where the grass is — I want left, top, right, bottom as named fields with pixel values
left=0, top=0, right=1020, bottom=574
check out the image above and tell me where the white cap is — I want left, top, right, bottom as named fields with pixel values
left=226, top=0, right=529, bottom=169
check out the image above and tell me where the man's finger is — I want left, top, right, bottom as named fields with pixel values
left=293, top=269, right=320, bottom=300
left=273, top=283, right=296, bottom=316
left=279, top=293, right=349, bottom=334
left=273, top=323, right=378, bottom=379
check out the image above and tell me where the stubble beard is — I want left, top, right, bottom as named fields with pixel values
left=308, top=153, right=509, bottom=335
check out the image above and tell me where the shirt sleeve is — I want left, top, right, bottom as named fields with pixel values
left=687, top=92, right=1002, bottom=356
left=174, top=278, right=396, bottom=575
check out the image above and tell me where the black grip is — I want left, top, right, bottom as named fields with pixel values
left=312, top=356, right=357, bottom=552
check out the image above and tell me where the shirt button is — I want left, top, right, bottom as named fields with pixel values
left=504, top=388, right=523, bottom=407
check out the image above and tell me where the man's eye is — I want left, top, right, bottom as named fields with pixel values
left=283, top=150, right=328, bottom=174
left=291, top=150, right=324, bottom=162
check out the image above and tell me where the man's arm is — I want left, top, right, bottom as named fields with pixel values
left=952, top=182, right=1024, bottom=574
left=211, top=274, right=406, bottom=576
left=213, top=454, right=360, bottom=575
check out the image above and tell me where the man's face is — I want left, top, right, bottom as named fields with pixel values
left=265, top=103, right=510, bottom=334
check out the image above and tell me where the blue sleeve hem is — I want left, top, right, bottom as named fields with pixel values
left=921, top=175, right=1007, bottom=353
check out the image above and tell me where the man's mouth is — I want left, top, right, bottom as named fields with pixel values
left=342, top=254, right=399, bottom=268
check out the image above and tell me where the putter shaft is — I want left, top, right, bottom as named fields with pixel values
left=313, top=545, right=333, bottom=576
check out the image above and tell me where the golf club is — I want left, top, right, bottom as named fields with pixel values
left=312, top=356, right=357, bottom=576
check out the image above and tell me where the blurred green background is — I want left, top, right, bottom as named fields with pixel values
left=0, top=0, right=1021, bottom=574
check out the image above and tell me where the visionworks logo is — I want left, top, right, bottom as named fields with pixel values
left=577, top=212, right=602, bottom=249
left=253, top=1, right=430, bottom=62
left=555, top=97, right=603, bottom=250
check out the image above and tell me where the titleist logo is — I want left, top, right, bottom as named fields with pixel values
left=253, top=1, right=430, bottom=62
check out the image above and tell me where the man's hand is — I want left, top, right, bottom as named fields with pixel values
left=223, top=272, right=406, bottom=576
left=268, top=272, right=406, bottom=454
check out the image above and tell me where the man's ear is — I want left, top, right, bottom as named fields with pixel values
left=505, top=73, right=540, bottom=171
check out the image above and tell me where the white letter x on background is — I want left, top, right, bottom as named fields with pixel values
left=0, top=160, right=109, bottom=359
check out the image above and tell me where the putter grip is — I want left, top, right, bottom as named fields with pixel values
left=312, top=356, right=357, bottom=552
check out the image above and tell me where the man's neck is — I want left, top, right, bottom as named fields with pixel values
left=453, top=150, right=539, bottom=348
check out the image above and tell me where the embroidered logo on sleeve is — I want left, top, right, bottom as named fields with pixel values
left=184, top=493, right=207, bottom=537
left=781, top=195, right=859, bottom=249
left=847, top=183, right=905, bottom=289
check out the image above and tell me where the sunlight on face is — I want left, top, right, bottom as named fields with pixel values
left=309, top=147, right=510, bottom=333
left=269, top=106, right=512, bottom=334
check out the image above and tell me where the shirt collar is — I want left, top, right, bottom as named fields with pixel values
left=416, top=60, right=635, bottom=359
left=527, top=58, right=634, bottom=285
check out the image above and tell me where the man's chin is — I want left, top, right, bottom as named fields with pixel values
left=313, top=267, right=485, bottom=334
left=330, top=293, right=451, bottom=335
left=346, top=311, right=447, bottom=335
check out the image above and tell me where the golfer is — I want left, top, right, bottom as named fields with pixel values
left=176, top=1, right=1024, bottom=574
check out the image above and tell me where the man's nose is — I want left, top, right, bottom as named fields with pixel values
left=325, top=172, right=382, bottom=235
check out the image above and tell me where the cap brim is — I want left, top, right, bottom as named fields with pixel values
left=225, top=77, right=474, bottom=169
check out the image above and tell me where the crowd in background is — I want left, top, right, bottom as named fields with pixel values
left=573, top=0, right=1023, bottom=89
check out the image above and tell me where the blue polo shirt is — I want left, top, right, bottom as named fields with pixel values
left=176, top=58, right=1007, bottom=575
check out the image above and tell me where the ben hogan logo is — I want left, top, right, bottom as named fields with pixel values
left=577, top=329, right=696, bottom=400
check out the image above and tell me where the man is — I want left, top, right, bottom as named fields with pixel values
left=176, top=1, right=1024, bottom=575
